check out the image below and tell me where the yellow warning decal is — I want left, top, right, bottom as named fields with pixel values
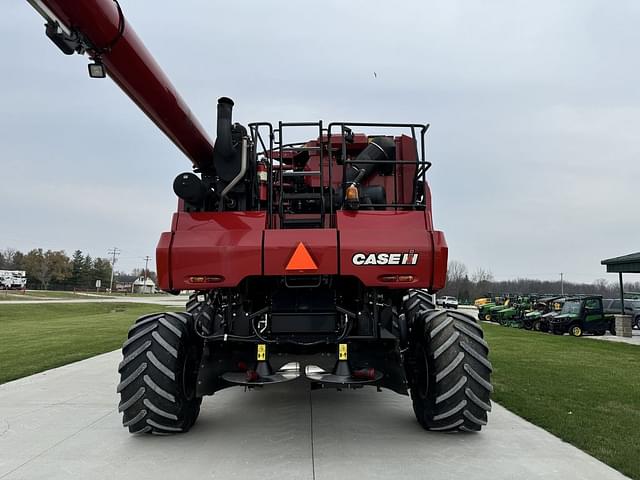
left=338, top=343, right=348, bottom=360
left=257, top=344, right=266, bottom=361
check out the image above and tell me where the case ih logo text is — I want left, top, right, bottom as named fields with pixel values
left=352, top=251, right=419, bottom=266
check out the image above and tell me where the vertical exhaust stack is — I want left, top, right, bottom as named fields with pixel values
left=213, top=97, right=247, bottom=182
left=215, top=97, right=235, bottom=159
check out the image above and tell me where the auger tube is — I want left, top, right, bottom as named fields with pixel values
left=26, top=0, right=215, bottom=170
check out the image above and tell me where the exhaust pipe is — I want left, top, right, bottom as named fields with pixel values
left=215, top=97, right=235, bottom=158
left=213, top=97, right=246, bottom=182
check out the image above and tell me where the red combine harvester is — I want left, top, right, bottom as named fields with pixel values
left=26, top=0, right=492, bottom=434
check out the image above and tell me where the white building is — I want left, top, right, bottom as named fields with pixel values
left=132, top=276, right=156, bottom=294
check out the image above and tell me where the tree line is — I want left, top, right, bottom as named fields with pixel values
left=440, top=260, right=639, bottom=303
left=0, top=248, right=155, bottom=290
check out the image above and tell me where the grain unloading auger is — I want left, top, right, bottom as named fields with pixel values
left=26, top=0, right=492, bottom=434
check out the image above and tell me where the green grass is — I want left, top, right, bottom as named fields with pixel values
left=0, top=303, right=168, bottom=384
left=485, top=323, right=640, bottom=479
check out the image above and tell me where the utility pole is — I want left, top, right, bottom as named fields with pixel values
left=108, top=247, right=120, bottom=293
left=143, top=256, right=151, bottom=294
left=559, top=272, right=564, bottom=295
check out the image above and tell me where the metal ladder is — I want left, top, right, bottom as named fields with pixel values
left=275, top=121, right=326, bottom=229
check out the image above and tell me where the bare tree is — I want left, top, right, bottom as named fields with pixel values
left=1, top=248, right=18, bottom=268
left=472, top=267, right=494, bottom=284
left=447, top=260, right=468, bottom=283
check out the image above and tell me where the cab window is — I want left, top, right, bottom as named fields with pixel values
left=585, top=299, right=600, bottom=311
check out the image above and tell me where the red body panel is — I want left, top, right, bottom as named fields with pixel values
left=337, top=211, right=447, bottom=288
left=263, top=229, right=338, bottom=276
left=431, top=231, right=448, bottom=290
left=158, top=209, right=447, bottom=291
left=38, top=0, right=214, bottom=168
left=158, top=212, right=265, bottom=290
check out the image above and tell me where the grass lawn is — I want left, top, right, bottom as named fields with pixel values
left=485, top=323, right=640, bottom=479
left=0, top=303, right=169, bottom=384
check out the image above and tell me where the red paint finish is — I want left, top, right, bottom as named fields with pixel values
left=157, top=212, right=266, bottom=289
left=264, top=230, right=338, bottom=276
left=157, top=208, right=447, bottom=291
left=155, top=232, right=173, bottom=290
left=39, top=0, right=214, bottom=169
left=337, top=211, right=446, bottom=289
left=422, top=182, right=434, bottom=230
left=431, top=231, right=448, bottom=290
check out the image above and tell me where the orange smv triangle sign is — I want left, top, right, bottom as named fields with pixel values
left=286, top=242, right=318, bottom=271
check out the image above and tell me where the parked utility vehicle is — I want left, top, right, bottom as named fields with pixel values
left=549, top=296, right=615, bottom=336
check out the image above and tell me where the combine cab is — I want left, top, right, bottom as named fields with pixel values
left=25, top=0, right=492, bottom=434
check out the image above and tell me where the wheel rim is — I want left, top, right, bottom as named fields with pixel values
left=572, top=326, right=582, bottom=337
left=485, top=314, right=491, bottom=321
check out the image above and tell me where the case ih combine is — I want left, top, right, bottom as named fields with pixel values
left=26, top=0, right=492, bottom=434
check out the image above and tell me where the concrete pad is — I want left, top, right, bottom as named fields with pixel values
left=587, top=330, right=640, bottom=346
left=0, top=352, right=630, bottom=480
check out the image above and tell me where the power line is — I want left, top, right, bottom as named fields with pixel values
left=107, top=247, right=120, bottom=293
left=142, top=255, right=151, bottom=294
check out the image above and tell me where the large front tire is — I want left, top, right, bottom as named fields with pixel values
left=117, top=312, right=202, bottom=434
left=404, top=291, right=493, bottom=432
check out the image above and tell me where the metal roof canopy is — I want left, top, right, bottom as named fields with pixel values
left=601, top=251, right=640, bottom=318
left=600, top=252, right=640, bottom=273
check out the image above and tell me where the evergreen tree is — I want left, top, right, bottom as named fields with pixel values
left=92, top=258, right=112, bottom=287
left=70, top=250, right=85, bottom=288
left=80, top=255, right=93, bottom=289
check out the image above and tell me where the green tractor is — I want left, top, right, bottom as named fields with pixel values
left=524, top=296, right=565, bottom=331
left=548, top=296, right=615, bottom=336
left=477, top=299, right=498, bottom=321
left=496, top=296, right=535, bottom=327
left=483, top=298, right=512, bottom=323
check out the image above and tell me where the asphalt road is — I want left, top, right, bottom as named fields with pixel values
left=0, top=351, right=629, bottom=480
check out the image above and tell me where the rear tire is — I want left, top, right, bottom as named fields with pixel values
left=403, top=291, right=492, bottom=432
left=118, top=312, right=202, bottom=434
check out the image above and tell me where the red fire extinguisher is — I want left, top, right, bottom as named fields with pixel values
left=257, top=162, right=268, bottom=202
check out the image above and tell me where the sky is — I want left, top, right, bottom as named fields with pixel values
left=1, top=0, right=639, bottom=283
